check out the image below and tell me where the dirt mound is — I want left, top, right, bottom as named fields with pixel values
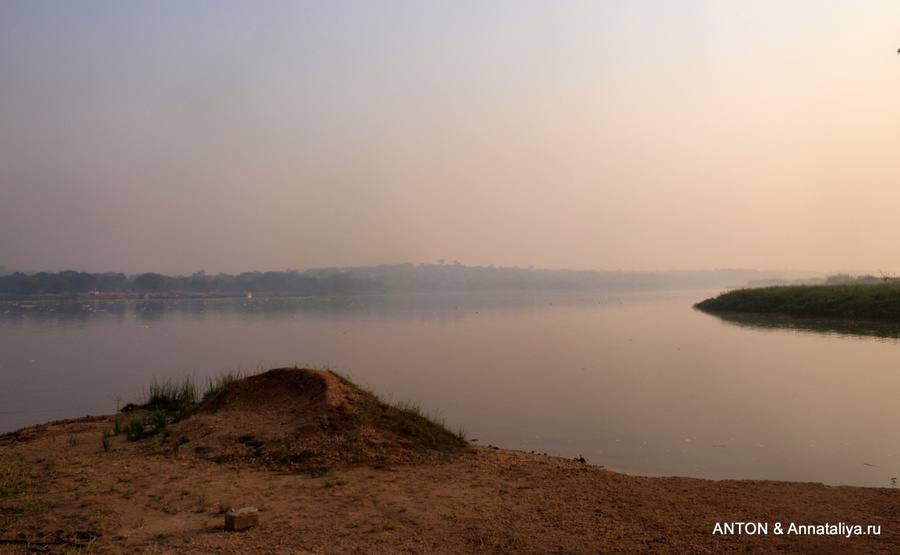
left=197, top=366, right=348, bottom=421
left=170, top=367, right=467, bottom=469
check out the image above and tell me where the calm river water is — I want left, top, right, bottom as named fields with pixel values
left=2, top=290, right=899, bottom=487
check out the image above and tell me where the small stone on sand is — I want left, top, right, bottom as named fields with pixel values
left=225, top=506, right=259, bottom=531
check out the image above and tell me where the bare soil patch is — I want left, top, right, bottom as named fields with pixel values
left=2, top=368, right=899, bottom=553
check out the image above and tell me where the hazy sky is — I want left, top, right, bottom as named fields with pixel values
left=2, top=1, right=900, bottom=275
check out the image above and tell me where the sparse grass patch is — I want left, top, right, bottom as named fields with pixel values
left=193, top=490, right=209, bottom=513
left=325, top=368, right=468, bottom=452
left=0, top=461, right=38, bottom=498
left=117, top=367, right=257, bottom=445
left=391, top=400, right=469, bottom=451
left=144, top=376, right=198, bottom=420
left=171, top=436, right=188, bottom=457
left=124, top=417, right=147, bottom=442
left=151, top=411, right=167, bottom=434
left=201, top=367, right=250, bottom=405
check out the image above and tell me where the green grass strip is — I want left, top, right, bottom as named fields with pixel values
left=695, top=282, right=900, bottom=321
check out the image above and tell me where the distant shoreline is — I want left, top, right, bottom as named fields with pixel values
left=0, top=291, right=262, bottom=302
left=0, top=265, right=830, bottom=299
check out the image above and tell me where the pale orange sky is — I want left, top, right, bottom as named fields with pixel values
left=2, top=1, right=899, bottom=275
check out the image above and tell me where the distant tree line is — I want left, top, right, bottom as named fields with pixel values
left=0, top=263, right=836, bottom=297
left=0, top=271, right=129, bottom=295
left=823, top=273, right=893, bottom=285
left=0, top=269, right=387, bottom=296
left=132, top=270, right=388, bottom=295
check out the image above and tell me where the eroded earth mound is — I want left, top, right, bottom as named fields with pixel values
left=171, top=367, right=467, bottom=469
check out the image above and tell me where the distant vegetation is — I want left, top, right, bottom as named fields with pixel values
left=0, top=268, right=386, bottom=297
left=696, top=274, right=900, bottom=321
left=1, top=270, right=130, bottom=296
left=0, top=263, right=825, bottom=297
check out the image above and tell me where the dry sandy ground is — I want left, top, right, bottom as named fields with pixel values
left=2, top=369, right=899, bottom=554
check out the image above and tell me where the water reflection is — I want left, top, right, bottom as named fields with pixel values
left=0, top=292, right=622, bottom=327
left=696, top=308, right=900, bottom=342
left=0, top=299, right=130, bottom=328
left=4, top=291, right=900, bottom=487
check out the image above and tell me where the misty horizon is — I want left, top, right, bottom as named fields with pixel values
left=0, top=262, right=847, bottom=299
left=3, top=3, right=899, bottom=275
left=0, top=260, right=880, bottom=286
left=0, top=259, right=841, bottom=277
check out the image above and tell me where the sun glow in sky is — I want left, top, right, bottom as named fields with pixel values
left=2, top=1, right=900, bottom=275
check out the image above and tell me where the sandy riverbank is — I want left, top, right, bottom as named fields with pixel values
left=2, top=369, right=898, bottom=553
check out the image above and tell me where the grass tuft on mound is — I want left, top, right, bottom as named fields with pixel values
left=326, top=370, right=468, bottom=452
left=117, top=368, right=254, bottom=442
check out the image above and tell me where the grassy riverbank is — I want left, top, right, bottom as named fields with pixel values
left=695, top=282, right=900, bottom=321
